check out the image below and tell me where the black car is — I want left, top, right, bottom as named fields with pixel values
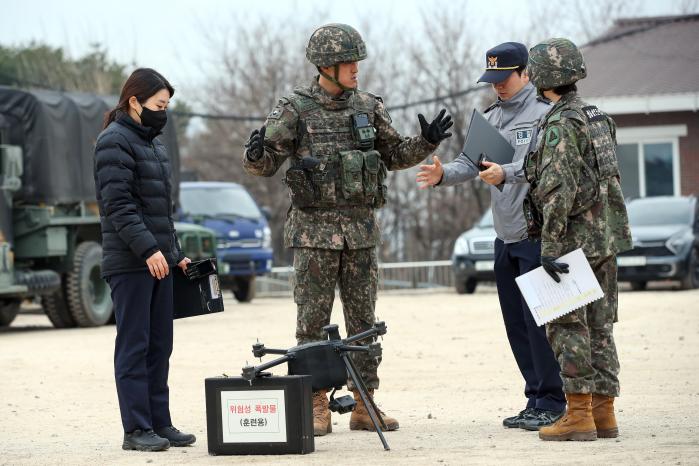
left=617, top=196, right=699, bottom=290
left=452, top=209, right=496, bottom=294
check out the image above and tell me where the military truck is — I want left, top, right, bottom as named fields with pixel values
left=0, top=86, right=215, bottom=328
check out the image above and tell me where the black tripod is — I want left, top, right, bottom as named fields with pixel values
left=241, top=322, right=391, bottom=450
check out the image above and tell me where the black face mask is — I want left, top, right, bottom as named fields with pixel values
left=138, top=105, right=168, bottom=133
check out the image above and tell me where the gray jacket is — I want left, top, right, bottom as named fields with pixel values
left=440, top=83, right=550, bottom=243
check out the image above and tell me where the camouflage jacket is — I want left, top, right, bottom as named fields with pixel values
left=524, top=92, right=632, bottom=258
left=243, top=77, right=438, bottom=250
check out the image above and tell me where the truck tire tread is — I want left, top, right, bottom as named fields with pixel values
left=42, top=283, right=76, bottom=328
left=66, top=241, right=112, bottom=327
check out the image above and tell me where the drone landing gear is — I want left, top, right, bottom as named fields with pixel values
left=341, top=352, right=390, bottom=450
left=242, top=322, right=391, bottom=450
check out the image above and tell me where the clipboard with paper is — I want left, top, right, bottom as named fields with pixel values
left=460, top=109, right=515, bottom=170
left=515, top=248, right=604, bottom=326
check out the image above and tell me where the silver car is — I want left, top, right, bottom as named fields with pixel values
left=452, top=209, right=496, bottom=294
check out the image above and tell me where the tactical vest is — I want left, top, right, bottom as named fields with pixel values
left=282, top=89, right=388, bottom=209
left=524, top=98, right=620, bottom=237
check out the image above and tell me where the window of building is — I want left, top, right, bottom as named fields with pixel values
left=615, top=125, right=686, bottom=199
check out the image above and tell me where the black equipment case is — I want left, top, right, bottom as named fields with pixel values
left=173, top=258, right=224, bottom=319
left=205, top=375, right=314, bottom=455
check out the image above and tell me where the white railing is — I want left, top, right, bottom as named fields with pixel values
left=256, top=260, right=456, bottom=296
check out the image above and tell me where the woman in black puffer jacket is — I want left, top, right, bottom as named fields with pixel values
left=94, top=68, right=194, bottom=452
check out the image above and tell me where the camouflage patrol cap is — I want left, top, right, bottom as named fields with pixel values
left=528, top=38, right=587, bottom=89
left=306, top=23, right=367, bottom=68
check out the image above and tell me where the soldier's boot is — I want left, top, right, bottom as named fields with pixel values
left=539, top=393, right=597, bottom=441
left=312, top=390, right=332, bottom=436
left=592, top=394, right=618, bottom=438
left=349, top=389, right=399, bottom=431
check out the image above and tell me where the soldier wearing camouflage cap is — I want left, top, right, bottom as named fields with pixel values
left=523, top=38, right=632, bottom=441
left=243, top=23, right=452, bottom=436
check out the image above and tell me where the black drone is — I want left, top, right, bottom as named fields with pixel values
left=241, top=322, right=391, bottom=450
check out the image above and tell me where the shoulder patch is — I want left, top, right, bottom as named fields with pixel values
left=581, top=105, right=606, bottom=122
left=267, top=104, right=284, bottom=120
left=266, top=97, right=296, bottom=120
left=545, top=126, right=560, bottom=147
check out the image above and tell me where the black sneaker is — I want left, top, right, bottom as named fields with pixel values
left=122, top=429, right=170, bottom=451
left=503, top=407, right=537, bottom=428
left=521, top=408, right=565, bottom=431
left=154, top=425, right=196, bottom=447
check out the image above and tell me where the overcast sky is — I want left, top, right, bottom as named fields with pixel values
left=1, top=0, right=694, bottom=105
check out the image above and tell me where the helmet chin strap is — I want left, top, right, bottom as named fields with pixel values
left=318, top=65, right=354, bottom=92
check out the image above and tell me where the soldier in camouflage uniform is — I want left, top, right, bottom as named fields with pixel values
left=242, top=23, right=452, bottom=436
left=523, top=38, right=632, bottom=441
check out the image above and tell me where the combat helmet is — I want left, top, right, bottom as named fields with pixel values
left=528, top=38, right=587, bottom=90
left=306, top=23, right=367, bottom=90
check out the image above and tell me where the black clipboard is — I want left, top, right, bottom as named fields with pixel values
left=173, top=258, right=224, bottom=319
left=461, top=109, right=515, bottom=171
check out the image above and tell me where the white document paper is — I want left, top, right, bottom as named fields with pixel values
left=515, top=248, right=604, bottom=326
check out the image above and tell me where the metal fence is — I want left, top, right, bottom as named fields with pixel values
left=255, top=260, right=456, bottom=297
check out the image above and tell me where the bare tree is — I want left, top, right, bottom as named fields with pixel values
left=572, top=0, right=641, bottom=43
left=376, top=2, right=491, bottom=261
left=522, top=0, right=642, bottom=46
left=677, top=0, right=699, bottom=14
left=183, top=12, right=327, bottom=264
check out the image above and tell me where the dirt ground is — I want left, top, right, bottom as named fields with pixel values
left=1, top=285, right=698, bottom=465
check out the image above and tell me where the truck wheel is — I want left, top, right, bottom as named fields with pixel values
left=455, top=279, right=467, bottom=294
left=456, top=278, right=477, bottom=294
left=630, top=281, right=647, bottom=291
left=66, top=241, right=113, bottom=327
left=42, top=283, right=76, bottom=328
left=233, top=276, right=256, bottom=303
left=680, top=248, right=699, bottom=290
left=0, top=300, right=21, bottom=327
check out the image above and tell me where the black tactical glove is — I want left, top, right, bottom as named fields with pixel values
left=244, top=125, right=266, bottom=161
left=541, top=256, right=570, bottom=283
left=418, top=109, right=453, bottom=145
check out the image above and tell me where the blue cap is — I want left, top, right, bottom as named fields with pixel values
left=477, top=42, right=528, bottom=84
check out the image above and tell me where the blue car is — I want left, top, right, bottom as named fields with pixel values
left=179, top=182, right=273, bottom=302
